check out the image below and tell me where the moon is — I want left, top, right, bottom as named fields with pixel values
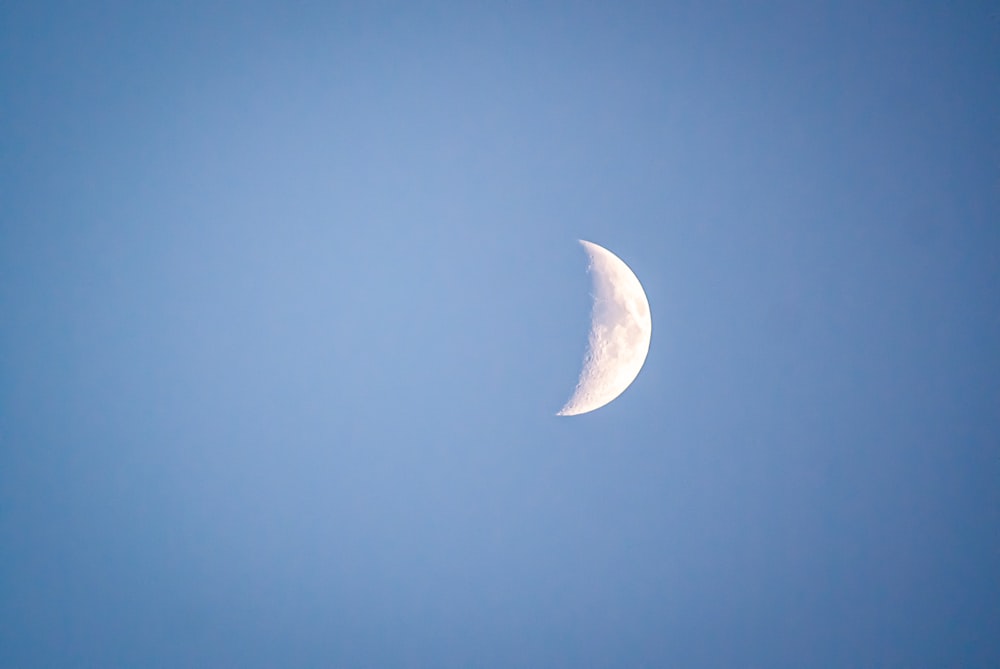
left=558, top=240, right=652, bottom=416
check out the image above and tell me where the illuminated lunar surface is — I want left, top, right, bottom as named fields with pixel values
left=558, top=240, right=652, bottom=416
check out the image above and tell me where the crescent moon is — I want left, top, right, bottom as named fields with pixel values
left=558, top=240, right=652, bottom=416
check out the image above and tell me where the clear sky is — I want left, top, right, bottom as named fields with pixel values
left=2, top=2, right=998, bottom=667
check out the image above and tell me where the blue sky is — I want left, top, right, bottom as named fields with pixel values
left=2, top=2, right=998, bottom=666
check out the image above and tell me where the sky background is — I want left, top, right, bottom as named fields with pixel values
left=2, top=2, right=999, bottom=667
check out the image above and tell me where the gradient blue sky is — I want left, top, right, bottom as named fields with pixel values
left=2, top=2, right=998, bottom=667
